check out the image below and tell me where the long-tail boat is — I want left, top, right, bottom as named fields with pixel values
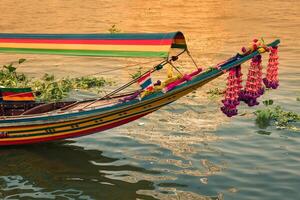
left=0, top=32, right=280, bottom=146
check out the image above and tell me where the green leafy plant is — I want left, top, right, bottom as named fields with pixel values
left=262, top=99, right=274, bottom=106
left=30, top=74, right=71, bottom=102
left=18, top=58, right=26, bottom=64
left=108, top=24, right=121, bottom=34
left=206, top=87, right=224, bottom=99
left=130, top=67, right=143, bottom=79
left=0, top=60, right=112, bottom=102
left=31, top=75, right=112, bottom=102
left=254, top=99, right=300, bottom=130
left=0, top=59, right=29, bottom=87
left=71, top=77, right=110, bottom=89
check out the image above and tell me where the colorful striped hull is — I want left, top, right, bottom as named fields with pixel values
left=0, top=39, right=280, bottom=146
left=0, top=72, right=220, bottom=146
left=0, top=113, right=149, bottom=146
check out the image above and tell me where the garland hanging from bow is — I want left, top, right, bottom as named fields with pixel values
left=221, top=39, right=279, bottom=117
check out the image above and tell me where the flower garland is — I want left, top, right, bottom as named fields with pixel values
left=220, top=39, right=279, bottom=117
left=239, top=55, right=264, bottom=107
left=221, top=65, right=242, bottom=117
left=263, top=46, right=279, bottom=89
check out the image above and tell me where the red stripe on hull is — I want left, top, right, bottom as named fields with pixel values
left=0, top=38, right=173, bottom=45
left=0, top=112, right=150, bottom=146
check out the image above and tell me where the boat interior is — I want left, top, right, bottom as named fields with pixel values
left=0, top=91, right=136, bottom=117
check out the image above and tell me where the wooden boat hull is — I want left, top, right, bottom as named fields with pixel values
left=0, top=39, right=280, bottom=146
left=0, top=73, right=218, bottom=146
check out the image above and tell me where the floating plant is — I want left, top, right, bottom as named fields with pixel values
left=255, top=100, right=300, bottom=130
left=0, top=60, right=112, bottom=102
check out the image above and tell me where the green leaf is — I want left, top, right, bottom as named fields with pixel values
left=263, top=99, right=273, bottom=106
left=108, top=24, right=121, bottom=34
left=7, top=64, right=16, bottom=73
left=18, top=58, right=26, bottom=64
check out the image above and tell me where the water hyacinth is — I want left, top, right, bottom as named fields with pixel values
left=255, top=100, right=300, bottom=130
left=0, top=60, right=112, bottom=102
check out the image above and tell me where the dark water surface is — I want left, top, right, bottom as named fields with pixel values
left=0, top=0, right=300, bottom=199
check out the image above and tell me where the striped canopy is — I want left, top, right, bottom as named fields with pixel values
left=0, top=88, right=35, bottom=102
left=0, top=32, right=187, bottom=58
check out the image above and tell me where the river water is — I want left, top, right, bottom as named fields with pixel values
left=0, top=0, right=299, bottom=199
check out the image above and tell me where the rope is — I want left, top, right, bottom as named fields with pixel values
left=167, top=61, right=184, bottom=76
left=77, top=58, right=164, bottom=78
left=72, top=50, right=187, bottom=110
left=0, top=59, right=163, bottom=100
left=0, top=50, right=187, bottom=111
left=187, top=50, right=200, bottom=70
left=79, top=60, right=169, bottom=110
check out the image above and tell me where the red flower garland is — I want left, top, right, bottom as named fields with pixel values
left=263, top=46, right=279, bottom=89
left=239, top=55, right=264, bottom=106
left=221, top=65, right=242, bottom=117
left=221, top=41, right=279, bottom=117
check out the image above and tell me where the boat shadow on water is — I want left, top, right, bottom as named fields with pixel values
left=0, top=141, right=159, bottom=200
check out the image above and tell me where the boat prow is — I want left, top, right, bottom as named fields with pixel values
left=0, top=32, right=280, bottom=145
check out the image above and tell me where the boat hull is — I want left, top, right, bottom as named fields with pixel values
left=0, top=75, right=216, bottom=146
left=0, top=39, right=281, bottom=146
left=0, top=112, right=150, bottom=146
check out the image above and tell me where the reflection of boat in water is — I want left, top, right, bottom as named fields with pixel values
left=0, top=32, right=280, bottom=145
left=0, top=141, right=158, bottom=199
left=0, top=141, right=224, bottom=199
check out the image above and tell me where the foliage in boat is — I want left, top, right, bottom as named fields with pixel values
left=255, top=99, right=300, bottom=130
left=0, top=59, right=112, bottom=102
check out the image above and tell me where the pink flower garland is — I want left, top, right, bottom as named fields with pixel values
left=239, top=55, right=264, bottom=107
left=221, top=65, right=243, bottom=117
left=221, top=41, right=279, bottom=117
left=263, top=46, right=279, bottom=89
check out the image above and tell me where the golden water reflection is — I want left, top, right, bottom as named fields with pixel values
left=0, top=0, right=299, bottom=199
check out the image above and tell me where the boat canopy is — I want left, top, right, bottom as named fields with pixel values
left=0, top=32, right=187, bottom=58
